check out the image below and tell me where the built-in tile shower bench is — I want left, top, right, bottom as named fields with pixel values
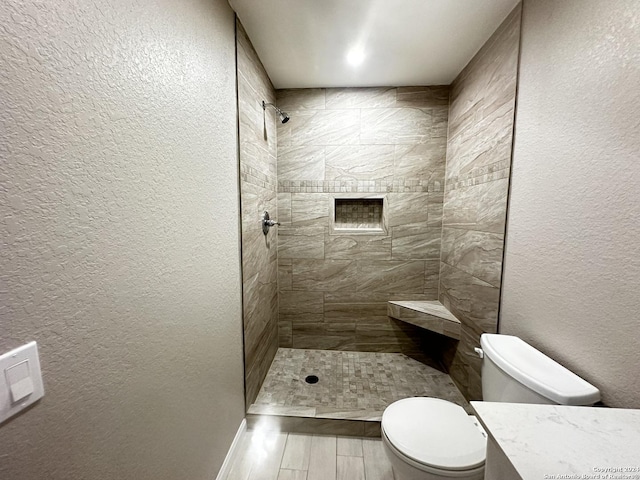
left=387, top=300, right=461, bottom=340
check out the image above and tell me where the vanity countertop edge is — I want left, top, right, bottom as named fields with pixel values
left=471, top=401, right=640, bottom=480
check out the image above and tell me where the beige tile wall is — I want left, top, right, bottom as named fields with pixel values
left=440, top=4, right=522, bottom=400
left=237, top=20, right=280, bottom=405
left=276, top=86, right=449, bottom=352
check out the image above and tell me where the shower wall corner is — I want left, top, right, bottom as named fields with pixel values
left=236, top=17, right=280, bottom=406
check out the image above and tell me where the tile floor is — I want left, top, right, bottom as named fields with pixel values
left=249, top=348, right=470, bottom=421
left=225, top=430, right=395, bottom=480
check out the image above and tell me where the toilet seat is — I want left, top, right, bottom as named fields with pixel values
left=381, top=398, right=486, bottom=472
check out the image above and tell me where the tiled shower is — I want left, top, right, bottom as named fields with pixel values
left=275, top=85, right=448, bottom=353
left=237, top=3, right=520, bottom=427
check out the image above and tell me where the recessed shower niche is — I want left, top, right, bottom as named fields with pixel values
left=330, top=195, right=387, bottom=235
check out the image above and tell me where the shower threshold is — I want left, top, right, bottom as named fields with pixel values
left=247, top=348, right=470, bottom=437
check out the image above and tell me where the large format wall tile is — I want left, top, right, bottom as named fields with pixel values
left=324, top=292, right=423, bottom=305
left=325, top=233, right=392, bottom=260
left=277, top=193, right=292, bottom=225
left=286, top=109, right=361, bottom=146
left=240, top=180, right=277, bottom=283
left=292, top=260, right=358, bottom=292
left=325, top=145, right=395, bottom=181
left=324, top=302, right=388, bottom=325
left=446, top=102, right=515, bottom=178
left=276, top=86, right=449, bottom=352
left=440, top=228, right=504, bottom=288
left=278, top=146, right=326, bottom=181
left=360, top=108, right=437, bottom=145
left=448, top=10, right=520, bottom=142
left=393, top=143, right=446, bottom=183
left=356, top=261, right=425, bottom=294
left=427, top=192, right=444, bottom=227
left=243, top=270, right=278, bottom=347
left=396, top=86, right=450, bottom=108
left=442, top=179, right=510, bottom=233
left=446, top=322, right=484, bottom=402
left=245, top=322, right=279, bottom=406
left=425, top=260, right=441, bottom=297
left=237, top=20, right=280, bottom=406
left=439, top=3, right=521, bottom=401
left=325, top=87, right=396, bottom=109
left=291, top=193, right=330, bottom=226
left=387, top=193, right=430, bottom=227
left=278, top=226, right=326, bottom=259
left=439, top=263, right=500, bottom=334
left=239, top=138, right=277, bottom=183
left=276, top=88, right=326, bottom=111
left=292, top=334, right=356, bottom=351
left=238, top=73, right=276, bottom=159
left=279, top=291, right=324, bottom=323
left=237, top=23, right=273, bottom=98
left=278, top=258, right=293, bottom=291
left=391, top=223, right=441, bottom=260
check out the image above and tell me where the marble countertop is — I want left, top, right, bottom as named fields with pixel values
left=471, top=401, right=640, bottom=480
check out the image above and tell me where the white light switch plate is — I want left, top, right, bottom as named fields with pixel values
left=0, top=342, right=44, bottom=424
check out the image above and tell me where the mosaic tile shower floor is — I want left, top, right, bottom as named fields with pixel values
left=249, top=348, right=470, bottom=421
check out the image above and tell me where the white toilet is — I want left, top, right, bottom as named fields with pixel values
left=381, top=334, right=601, bottom=480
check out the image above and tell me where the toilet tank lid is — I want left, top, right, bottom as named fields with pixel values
left=481, top=334, right=601, bottom=405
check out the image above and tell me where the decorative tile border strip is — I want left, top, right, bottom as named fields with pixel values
left=240, top=164, right=277, bottom=190
left=445, top=159, right=511, bottom=191
left=278, top=179, right=441, bottom=194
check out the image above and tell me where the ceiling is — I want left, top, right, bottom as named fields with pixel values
left=228, top=0, right=520, bottom=89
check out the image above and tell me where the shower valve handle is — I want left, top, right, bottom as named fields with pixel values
left=262, top=211, right=280, bottom=235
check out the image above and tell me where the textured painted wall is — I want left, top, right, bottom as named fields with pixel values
left=236, top=20, right=280, bottom=405
left=501, top=0, right=640, bottom=408
left=0, top=1, right=244, bottom=479
left=440, top=5, right=521, bottom=400
left=275, top=87, right=449, bottom=353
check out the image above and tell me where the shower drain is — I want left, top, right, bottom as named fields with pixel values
left=305, top=375, right=319, bottom=384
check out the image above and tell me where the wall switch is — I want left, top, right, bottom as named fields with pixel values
left=0, top=342, right=44, bottom=424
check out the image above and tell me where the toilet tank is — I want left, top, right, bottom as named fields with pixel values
left=480, top=334, right=601, bottom=405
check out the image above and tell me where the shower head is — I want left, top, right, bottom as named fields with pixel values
left=262, top=101, right=290, bottom=124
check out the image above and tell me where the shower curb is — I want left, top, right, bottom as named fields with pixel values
left=246, top=413, right=381, bottom=437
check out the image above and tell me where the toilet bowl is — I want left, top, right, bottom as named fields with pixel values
left=381, top=398, right=486, bottom=480
left=381, top=333, right=601, bottom=480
